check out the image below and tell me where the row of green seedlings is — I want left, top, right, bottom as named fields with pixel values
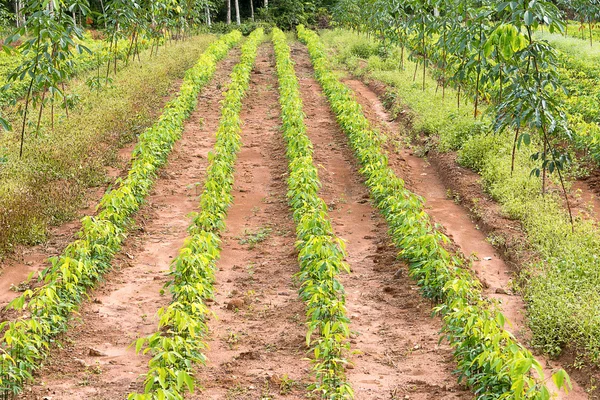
left=272, top=28, right=353, bottom=399
left=296, top=25, right=572, bottom=400
left=0, top=31, right=242, bottom=399
left=127, top=28, right=264, bottom=400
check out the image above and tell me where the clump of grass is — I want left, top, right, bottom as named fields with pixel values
left=238, top=226, right=272, bottom=249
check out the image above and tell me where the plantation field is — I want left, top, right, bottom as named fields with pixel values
left=2, top=21, right=600, bottom=400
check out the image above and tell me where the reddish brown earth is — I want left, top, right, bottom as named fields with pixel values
left=341, top=78, right=589, bottom=399
left=0, top=82, right=188, bottom=312
left=291, top=44, right=471, bottom=399
left=191, top=44, right=310, bottom=399
left=20, top=50, right=241, bottom=400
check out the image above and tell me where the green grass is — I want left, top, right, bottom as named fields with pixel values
left=563, top=21, right=600, bottom=44
left=0, top=34, right=216, bottom=256
left=534, top=30, right=600, bottom=164
left=320, top=28, right=600, bottom=366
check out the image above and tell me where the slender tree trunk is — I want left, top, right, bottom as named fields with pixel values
left=227, top=0, right=231, bottom=24
left=590, top=21, right=593, bottom=47
left=511, top=127, right=519, bottom=175
left=126, top=29, right=137, bottom=65
left=100, top=0, right=107, bottom=29
left=400, top=45, right=404, bottom=69
left=206, top=4, right=212, bottom=26
left=264, top=0, right=268, bottom=9
left=235, top=0, right=241, bottom=25
left=36, top=90, right=47, bottom=135
left=421, top=22, right=426, bottom=91
left=51, top=95, right=54, bottom=131
left=135, top=34, right=141, bottom=62
left=62, top=82, right=69, bottom=118
left=20, top=78, right=35, bottom=158
left=250, top=0, right=254, bottom=22
left=15, top=0, right=20, bottom=28
left=542, top=139, right=547, bottom=195
left=413, top=61, right=418, bottom=82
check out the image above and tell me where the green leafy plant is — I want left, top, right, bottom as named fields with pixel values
left=273, top=27, right=352, bottom=399
left=127, top=28, right=264, bottom=400
left=0, top=30, right=242, bottom=398
left=297, top=25, right=571, bottom=400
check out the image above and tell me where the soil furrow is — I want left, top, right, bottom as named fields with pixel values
left=290, top=44, right=471, bottom=399
left=341, top=78, right=588, bottom=399
left=19, top=50, right=241, bottom=400
left=192, top=44, right=310, bottom=399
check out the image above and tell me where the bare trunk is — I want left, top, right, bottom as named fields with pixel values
left=100, top=0, right=107, bottom=29
left=227, top=0, right=231, bottom=24
left=250, top=0, right=254, bottom=22
left=235, top=0, right=241, bottom=25
left=206, top=4, right=212, bottom=26
left=264, top=0, right=268, bottom=9
left=15, top=0, right=20, bottom=28
left=36, top=90, right=47, bottom=135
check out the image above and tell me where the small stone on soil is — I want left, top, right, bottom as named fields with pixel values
left=226, top=298, right=245, bottom=310
left=88, top=348, right=106, bottom=357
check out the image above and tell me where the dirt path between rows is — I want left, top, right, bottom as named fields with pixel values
left=191, top=44, right=311, bottom=399
left=0, top=74, right=190, bottom=312
left=341, top=78, right=589, bottom=399
left=19, top=50, right=242, bottom=400
left=291, top=44, right=471, bottom=400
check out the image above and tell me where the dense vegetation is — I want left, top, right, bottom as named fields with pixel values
left=299, top=24, right=571, bottom=399
left=0, top=30, right=239, bottom=398
left=128, top=28, right=263, bottom=400
left=273, top=27, right=352, bottom=398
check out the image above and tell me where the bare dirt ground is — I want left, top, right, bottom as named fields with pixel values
left=341, top=78, right=589, bottom=399
left=20, top=50, right=241, bottom=400
left=191, top=44, right=311, bottom=400
left=291, top=43, right=472, bottom=400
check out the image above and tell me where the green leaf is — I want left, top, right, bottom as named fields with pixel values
left=524, top=10, right=534, bottom=26
left=0, top=117, right=10, bottom=131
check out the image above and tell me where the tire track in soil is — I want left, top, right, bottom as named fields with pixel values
left=20, top=50, right=241, bottom=400
left=290, top=44, right=471, bottom=400
left=191, top=44, right=310, bottom=400
left=341, top=78, right=588, bottom=399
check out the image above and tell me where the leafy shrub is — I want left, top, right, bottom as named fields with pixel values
left=321, top=28, right=600, bottom=368
left=350, top=42, right=377, bottom=58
